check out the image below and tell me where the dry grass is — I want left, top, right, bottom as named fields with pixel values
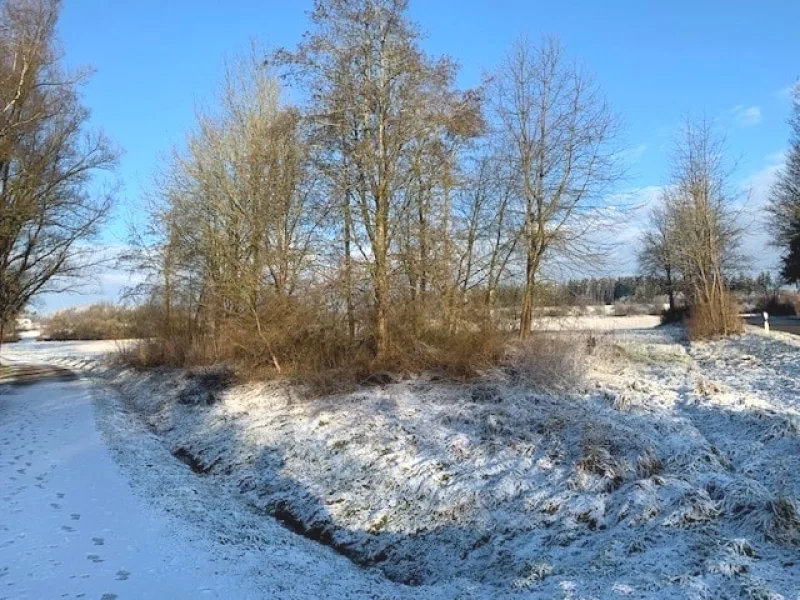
left=504, top=333, right=588, bottom=392
left=117, top=301, right=592, bottom=397
left=687, top=291, right=743, bottom=340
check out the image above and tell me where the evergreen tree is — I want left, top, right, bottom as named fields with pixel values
left=768, top=83, right=800, bottom=274
left=780, top=219, right=800, bottom=284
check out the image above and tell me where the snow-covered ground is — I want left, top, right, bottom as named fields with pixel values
left=0, top=365, right=267, bottom=599
left=3, top=321, right=800, bottom=599
left=533, top=315, right=662, bottom=331
left=0, top=347, right=421, bottom=599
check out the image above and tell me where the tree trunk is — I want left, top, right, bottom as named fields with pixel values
left=665, top=266, right=675, bottom=311
left=374, top=210, right=389, bottom=358
left=374, top=255, right=389, bottom=357
left=519, top=254, right=536, bottom=339
left=343, top=189, right=356, bottom=342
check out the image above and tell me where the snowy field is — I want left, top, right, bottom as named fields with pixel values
left=3, top=318, right=800, bottom=599
left=532, top=315, right=662, bottom=331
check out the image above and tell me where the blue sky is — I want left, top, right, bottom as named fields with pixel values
left=39, top=0, right=799, bottom=311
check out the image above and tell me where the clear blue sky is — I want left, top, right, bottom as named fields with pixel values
left=41, top=0, right=799, bottom=311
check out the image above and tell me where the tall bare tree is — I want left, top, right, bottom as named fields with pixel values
left=0, top=0, right=116, bottom=345
left=662, top=118, right=744, bottom=336
left=638, top=198, right=678, bottom=311
left=277, top=0, right=480, bottom=357
left=491, top=37, right=621, bottom=338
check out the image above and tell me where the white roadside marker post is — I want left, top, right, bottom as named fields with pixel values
left=763, top=311, right=770, bottom=333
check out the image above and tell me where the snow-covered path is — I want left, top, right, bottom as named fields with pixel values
left=0, top=368, right=266, bottom=599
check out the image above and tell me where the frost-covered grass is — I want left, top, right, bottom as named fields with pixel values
left=4, top=323, right=800, bottom=598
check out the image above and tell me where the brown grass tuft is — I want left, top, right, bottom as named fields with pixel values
left=686, top=291, right=743, bottom=340
left=505, top=334, right=587, bottom=392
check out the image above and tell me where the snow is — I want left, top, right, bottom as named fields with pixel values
left=0, top=367, right=266, bottom=599
left=533, top=315, right=662, bottom=331
left=0, top=349, right=419, bottom=599
left=3, top=322, right=800, bottom=599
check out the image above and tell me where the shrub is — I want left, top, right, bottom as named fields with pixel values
left=115, top=334, right=204, bottom=369
left=117, top=297, right=511, bottom=394
left=42, top=303, right=153, bottom=341
left=686, top=292, right=743, bottom=340
left=660, top=306, right=690, bottom=325
left=612, top=302, right=653, bottom=317
left=117, top=295, right=596, bottom=396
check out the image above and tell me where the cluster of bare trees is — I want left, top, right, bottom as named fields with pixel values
left=639, top=119, right=744, bottom=336
left=0, top=0, right=761, bottom=363
left=130, top=0, right=622, bottom=369
left=0, top=0, right=116, bottom=346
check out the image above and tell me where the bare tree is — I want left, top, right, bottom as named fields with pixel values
left=490, top=37, right=622, bottom=338
left=0, top=0, right=117, bottom=346
left=126, top=53, right=320, bottom=367
left=663, top=118, right=744, bottom=336
left=277, top=0, right=480, bottom=357
left=638, top=197, right=678, bottom=311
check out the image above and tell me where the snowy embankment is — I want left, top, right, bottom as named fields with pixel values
left=0, top=344, right=419, bottom=599
left=4, top=319, right=800, bottom=599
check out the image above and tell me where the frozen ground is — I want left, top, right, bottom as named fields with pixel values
left=3, top=321, right=800, bottom=599
left=0, top=364, right=267, bottom=599
left=533, top=315, right=662, bottom=331
left=0, top=347, right=425, bottom=599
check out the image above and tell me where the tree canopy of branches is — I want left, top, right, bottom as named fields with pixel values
left=0, top=0, right=116, bottom=345
left=127, top=2, right=628, bottom=377
left=131, top=53, right=320, bottom=367
left=638, top=198, right=678, bottom=310
left=639, top=118, right=744, bottom=337
left=767, top=83, right=800, bottom=283
left=276, top=0, right=484, bottom=356
left=491, top=37, right=622, bottom=339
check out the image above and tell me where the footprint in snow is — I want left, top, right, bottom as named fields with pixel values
left=92, top=537, right=104, bottom=546
left=87, top=554, right=104, bottom=563
left=50, top=503, right=60, bottom=509
left=101, top=594, right=118, bottom=600
left=70, top=513, right=80, bottom=521
left=115, top=569, right=130, bottom=581
left=60, top=525, right=74, bottom=533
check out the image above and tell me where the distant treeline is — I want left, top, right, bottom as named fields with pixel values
left=532, top=271, right=782, bottom=309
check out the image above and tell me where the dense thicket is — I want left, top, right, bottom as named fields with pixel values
left=42, top=302, right=149, bottom=340
left=126, top=1, right=623, bottom=378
